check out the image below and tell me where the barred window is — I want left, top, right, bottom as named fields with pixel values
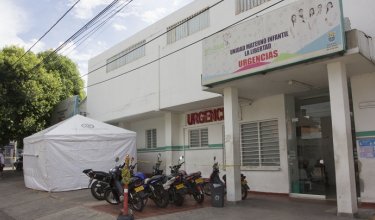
left=146, top=129, right=157, bottom=148
left=106, top=40, right=146, bottom=72
left=167, top=8, right=209, bottom=44
left=236, top=0, right=271, bottom=14
left=241, top=120, right=280, bottom=168
left=189, top=128, right=208, bottom=148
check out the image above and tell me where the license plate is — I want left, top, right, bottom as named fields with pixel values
left=135, top=185, right=144, bottom=193
left=195, top=178, right=204, bottom=184
left=175, top=183, right=184, bottom=190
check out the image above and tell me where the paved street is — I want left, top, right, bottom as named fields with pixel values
left=0, top=169, right=374, bottom=220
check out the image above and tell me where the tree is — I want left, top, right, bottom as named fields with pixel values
left=0, top=46, right=85, bottom=146
left=38, top=51, right=85, bottom=101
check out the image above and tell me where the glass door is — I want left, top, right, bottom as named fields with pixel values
left=290, top=97, right=336, bottom=197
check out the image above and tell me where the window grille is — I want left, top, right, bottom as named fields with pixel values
left=106, top=40, right=146, bottom=72
left=167, top=8, right=209, bottom=44
left=189, top=128, right=208, bottom=148
left=236, top=0, right=271, bottom=14
left=241, top=120, right=280, bottom=168
left=146, top=129, right=157, bottom=148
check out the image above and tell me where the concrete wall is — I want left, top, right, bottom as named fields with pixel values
left=86, top=0, right=296, bottom=122
left=240, top=94, right=289, bottom=193
left=351, top=72, right=375, bottom=203
left=129, top=117, right=165, bottom=149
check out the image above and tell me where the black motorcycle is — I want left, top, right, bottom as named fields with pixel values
left=82, top=169, right=110, bottom=200
left=142, top=153, right=169, bottom=208
left=14, top=156, right=23, bottom=171
left=182, top=170, right=205, bottom=204
left=103, top=160, right=145, bottom=212
left=203, top=156, right=250, bottom=200
left=165, top=156, right=187, bottom=206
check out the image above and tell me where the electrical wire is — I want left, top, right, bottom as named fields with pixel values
left=30, top=0, right=126, bottom=72
left=80, top=0, right=224, bottom=79
left=12, top=0, right=81, bottom=66
left=61, top=0, right=133, bottom=56
left=86, top=0, right=286, bottom=88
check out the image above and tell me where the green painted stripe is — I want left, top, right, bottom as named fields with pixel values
left=209, top=144, right=224, bottom=148
left=356, top=131, right=375, bottom=137
left=137, top=144, right=223, bottom=153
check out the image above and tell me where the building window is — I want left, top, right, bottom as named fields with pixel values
left=106, top=40, right=146, bottom=72
left=189, top=128, right=208, bottom=148
left=167, top=8, right=209, bottom=44
left=146, top=129, right=157, bottom=148
left=241, top=120, right=280, bottom=168
left=236, top=0, right=271, bottom=14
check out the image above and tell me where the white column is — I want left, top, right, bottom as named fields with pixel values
left=223, top=87, right=242, bottom=202
left=165, top=112, right=174, bottom=175
left=327, top=62, right=358, bottom=216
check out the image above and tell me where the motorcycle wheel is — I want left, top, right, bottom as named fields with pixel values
left=153, top=186, right=169, bottom=208
left=241, top=185, right=248, bottom=200
left=193, top=191, right=204, bottom=204
left=90, top=181, right=106, bottom=200
left=203, top=182, right=211, bottom=196
left=104, top=188, right=120, bottom=205
left=129, top=192, right=145, bottom=212
left=174, top=192, right=184, bottom=206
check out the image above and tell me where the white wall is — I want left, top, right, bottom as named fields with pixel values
left=129, top=117, right=165, bottom=149
left=351, top=72, right=375, bottom=203
left=87, top=0, right=296, bottom=122
left=240, top=94, right=289, bottom=193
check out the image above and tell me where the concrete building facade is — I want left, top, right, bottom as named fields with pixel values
left=87, top=0, right=375, bottom=216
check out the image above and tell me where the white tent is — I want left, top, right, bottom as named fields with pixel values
left=23, top=115, right=136, bottom=192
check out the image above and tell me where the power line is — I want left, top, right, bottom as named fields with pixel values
left=61, top=0, right=133, bottom=56
left=80, top=0, right=224, bottom=79
left=12, top=0, right=81, bottom=66
left=86, top=0, right=285, bottom=88
left=30, top=0, right=127, bottom=72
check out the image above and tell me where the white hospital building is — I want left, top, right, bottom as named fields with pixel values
left=86, top=0, right=375, bottom=216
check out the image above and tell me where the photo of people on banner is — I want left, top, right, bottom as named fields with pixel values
left=290, top=1, right=338, bottom=40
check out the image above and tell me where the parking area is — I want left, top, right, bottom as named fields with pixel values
left=0, top=170, right=374, bottom=220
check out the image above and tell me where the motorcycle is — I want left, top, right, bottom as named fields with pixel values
left=182, top=170, right=205, bottom=204
left=14, top=156, right=23, bottom=171
left=103, top=158, right=145, bottom=212
left=141, top=153, right=169, bottom=208
left=203, top=156, right=250, bottom=200
left=82, top=168, right=110, bottom=200
left=164, top=156, right=186, bottom=206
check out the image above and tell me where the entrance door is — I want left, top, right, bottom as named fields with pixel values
left=290, top=96, right=336, bottom=198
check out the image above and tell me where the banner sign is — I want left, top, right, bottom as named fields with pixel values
left=202, top=0, right=345, bottom=86
left=187, top=107, right=224, bottom=125
left=358, top=138, right=375, bottom=159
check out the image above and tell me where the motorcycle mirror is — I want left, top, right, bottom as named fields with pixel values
left=115, top=157, right=119, bottom=162
left=157, top=153, right=161, bottom=159
left=214, top=156, right=216, bottom=161
left=131, top=157, right=134, bottom=163
left=179, top=155, right=184, bottom=161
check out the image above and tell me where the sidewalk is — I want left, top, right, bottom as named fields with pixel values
left=0, top=170, right=374, bottom=220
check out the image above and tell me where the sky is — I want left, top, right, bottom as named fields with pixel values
left=0, top=0, right=194, bottom=86
left=0, top=0, right=374, bottom=87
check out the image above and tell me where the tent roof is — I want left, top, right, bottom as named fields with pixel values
left=24, top=115, right=135, bottom=143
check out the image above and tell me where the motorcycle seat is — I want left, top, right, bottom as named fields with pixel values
left=186, top=171, right=201, bottom=179
left=144, top=175, right=164, bottom=184
left=93, top=171, right=110, bottom=179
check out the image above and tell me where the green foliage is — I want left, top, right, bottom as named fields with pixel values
left=0, top=46, right=85, bottom=146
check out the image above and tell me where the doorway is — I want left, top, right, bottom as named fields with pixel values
left=290, top=96, right=336, bottom=199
